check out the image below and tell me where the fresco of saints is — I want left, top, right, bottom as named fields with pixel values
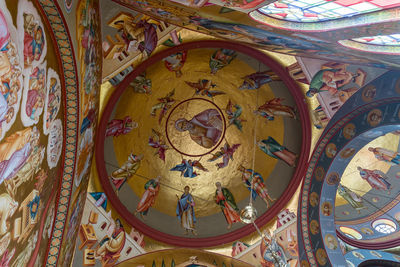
left=110, top=153, right=143, bottom=192
left=148, top=128, right=169, bottom=162
left=25, top=66, right=46, bottom=122
left=368, top=147, right=400, bottom=165
left=0, top=10, right=22, bottom=140
left=257, top=137, right=297, bottom=167
left=176, top=186, right=196, bottom=235
left=239, top=70, right=280, bottom=90
left=226, top=100, right=245, bottom=131
left=0, top=127, right=39, bottom=185
left=135, top=176, right=160, bottom=219
left=260, top=231, right=288, bottom=267
left=337, top=184, right=366, bottom=213
left=44, top=73, right=61, bottom=132
left=215, top=182, right=240, bottom=229
left=209, top=48, right=236, bottom=74
left=255, top=98, right=296, bottom=121
left=163, top=51, right=187, bottom=78
left=238, top=165, right=275, bottom=208
left=175, top=108, right=223, bottom=149
left=95, top=219, right=126, bottom=263
left=150, top=89, right=175, bottom=124
left=357, top=167, right=391, bottom=195
left=306, top=68, right=362, bottom=97
left=170, top=159, right=208, bottom=178
left=22, top=13, right=45, bottom=67
left=208, top=143, right=240, bottom=169
left=185, top=79, right=225, bottom=98
left=105, top=116, right=136, bottom=137
left=129, top=73, right=152, bottom=94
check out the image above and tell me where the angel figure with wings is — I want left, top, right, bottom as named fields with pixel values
left=208, top=143, right=240, bottom=169
left=226, top=100, right=245, bottom=131
left=185, top=79, right=225, bottom=99
left=148, top=129, right=169, bottom=162
left=150, top=89, right=176, bottom=124
left=170, top=159, right=208, bottom=178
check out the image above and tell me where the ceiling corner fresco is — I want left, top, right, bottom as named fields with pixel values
left=111, top=0, right=400, bottom=69
left=298, top=71, right=400, bottom=266
left=95, top=40, right=311, bottom=248
left=0, top=0, right=80, bottom=266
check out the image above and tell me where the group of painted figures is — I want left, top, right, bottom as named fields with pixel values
left=104, top=48, right=301, bottom=234
left=338, top=144, right=400, bottom=212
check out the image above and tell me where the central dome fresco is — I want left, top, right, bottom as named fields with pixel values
left=96, top=41, right=310, bottom=247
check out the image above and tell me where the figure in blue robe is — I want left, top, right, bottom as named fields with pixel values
left=176, top=186, right=196, bottom=235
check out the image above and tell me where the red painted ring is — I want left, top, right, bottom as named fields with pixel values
left=95, top=40, right=311, bottom=247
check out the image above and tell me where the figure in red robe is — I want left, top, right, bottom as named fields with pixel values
left=135, top=176, right=160, bottom=219
left=105, top=116, right=136, bottom=137
left=215, top=182, right=240, bottom=229
left=358, top=167, right=391, bottom=195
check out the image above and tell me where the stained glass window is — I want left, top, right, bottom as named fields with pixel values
left=258, top=0, right=400, bottom=22
left=352, top=34, right=400, bottom=46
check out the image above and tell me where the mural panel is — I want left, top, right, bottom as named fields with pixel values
left=0, top=0, right=69, bottom=266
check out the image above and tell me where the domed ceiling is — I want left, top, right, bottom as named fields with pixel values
left=96, top=40, right=310, bottom=246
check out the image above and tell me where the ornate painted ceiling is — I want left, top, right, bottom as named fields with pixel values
left=96, top=40, right=311, bottom=246
left=2, top=0, right=400, bottom=266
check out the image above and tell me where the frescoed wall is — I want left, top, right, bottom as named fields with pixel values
left=297, top=57, right=387, bottom=129
left=53, top=0, right=102, bottom=266
left=0, top=0, right=77, bottom=266
left=71, top=193, right=145, bottom=266
left=298, top=70, right=400, bottom=266
left=111, top=0, right=400, bottom=69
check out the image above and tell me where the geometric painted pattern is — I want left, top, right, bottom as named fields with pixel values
left=36, top=0, right=79, bottom=266
left=259, top=0, right=400, bottom=22
left=352, top=34, right=400, bottom=46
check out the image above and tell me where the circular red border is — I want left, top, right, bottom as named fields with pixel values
left=95, top=40, right=311, bottom=247
left=165, top=97, right=226, bottom=157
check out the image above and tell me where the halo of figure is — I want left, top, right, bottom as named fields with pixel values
left=239, top=70, right=280, bottom=90
left=208, top=142, right=240, bottom=169
left=185, top=79, right=225, bottom=99
left=176, top=186, right=196, bottom=235
left=110, top=153, right=143, bottom=192
left=209, top=48, right=236, bottom=74
left=357, top=167, right=392, bottom=195
left=257, top=137, right=297, bottom=167
left=368, top=146, right=400, bottom=166
left=148, top=129, right=169, bottom=162
left=170, top=159, right=208, bottom=178
left=238, top=165, right=275, bottom=208
left=225, top=100, right=245, bottom=131
left=106, top=116, right=136, bottom=138
left=174, top=108, right=223, bottom=149
left=255, top=98, right=296, bottom=121
left=215, top=182, right=240, bottom=229
left=150, top=89, right=175, bottom=124
left=135, top=176, right=161, bottom=219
